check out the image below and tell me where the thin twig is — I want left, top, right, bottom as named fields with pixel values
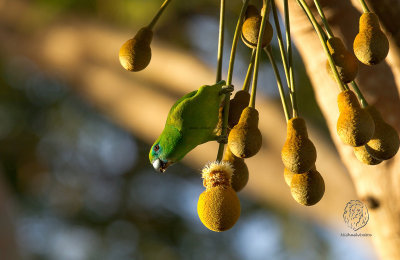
left=284, top=0, right=298, bottom=117
left=265, top=46, right=290, bottom=122
left=148, top=0, right=173, bottom=30
left=350, top=81, right=369, bottom=108
left=359, top=0, right=370, bottom=13
left=243, top=49, right=256, bottom=92
left=271, top=0, right=290, bottom=88
left=297, top=0, right=346, bottom=92
left=249, top=0, right=270, bottom=108
left=313, top=0, right=334, bottom=39
left=216, top=0, right=250, bottom=161
left=216, top=0, right=225, bottom=82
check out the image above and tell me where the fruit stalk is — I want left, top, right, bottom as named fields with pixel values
left=350, top=81, right=369, bottom=108
left=265, top=46, right=291, bottom=122
left=271, top=0, right=290, bottom=89
left=242, top=49, right=256, bottom=92
left=297, top=0, right=346, bottom=92
left=216, top=0, right=225, bottom=82
left=313, top=0, right=334, bottom=39
left=359, top=0, right=370, bottom=13
left=249, top=0, right=270, bottom=108
left=284, top=0, right=298, bottom=117
left=216, top=0, right=249, bottom=161
left=148, top=0, right=173, bottom=30
left=312, top=1, right=358, bottom=85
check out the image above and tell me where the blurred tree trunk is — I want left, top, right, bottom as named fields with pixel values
left=275, top=1, right=400, bottom=259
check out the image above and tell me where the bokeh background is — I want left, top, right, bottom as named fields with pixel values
left=0, top=0, right=379, bottom=259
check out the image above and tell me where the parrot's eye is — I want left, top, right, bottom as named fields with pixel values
left=154, top=144, right=160, bottom=152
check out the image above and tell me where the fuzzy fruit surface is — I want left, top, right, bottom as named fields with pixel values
left=283, top=168, right=295, bottom=186
left=119, top=27, right=153, bottom=72
left=241, top=16, right=273, bottom=49
left=290, top=168, right=325, bottom=206
left=228, top=107, right=262, bottom=158
left=363, top=106, right=399, bottom=160
left=354, top=13, right=389, bottom=65
left=354, top=145, right=382, bottom=165
left=223, top=147, right=249, bottom=192
left=326, top=37, right=358, bottom=83
left=281, top=117, right=316, bottom=174
left=283, top=167, right=314, bottom=187
left=197, top=186, right=240, bottom=232
left=228, top=91, right=251, bottom=130
left=245, top=5, right=259, bottom=19
left=336, top=90, right=375, bottom=147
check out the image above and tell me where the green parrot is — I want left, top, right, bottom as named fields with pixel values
left=149, top=80, right=232, bottom=172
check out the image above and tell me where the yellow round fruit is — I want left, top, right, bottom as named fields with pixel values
left=336, top=90, right=375, bottom=147
left=353, top=13, right=389, bottom=65
left=354, top=146, right=382, bottom=165
left=364, top=106, right=399, bottom=160
left=223, top=147, right=249, bottom=192
left=241, top=16, right=273, bottom=49
left=290, top=168, right=325, bottom=206
left=119, top=27, right=153, bottom=72
left=326, top=37, right=358, bottom=83
left=228, top=107, right=262, bottom=158
left=281, top=117, right=316, bottom=173
left=283, top=168, right=295, bottom=186
left=228, top=91, right=251, bottom=130
left=197, top=186, right=241, bottom=232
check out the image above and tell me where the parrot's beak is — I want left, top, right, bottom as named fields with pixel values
left=152, top=159, right=171, bottom=173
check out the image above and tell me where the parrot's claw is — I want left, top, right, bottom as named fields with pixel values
left=219, top=85, right=234, bottom=95
left=216, top=135, right=228, bottom=144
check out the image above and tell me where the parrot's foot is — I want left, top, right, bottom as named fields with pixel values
left=216, top=135, right=228, bottom=144
left=219, top=85, right=234, bottom=95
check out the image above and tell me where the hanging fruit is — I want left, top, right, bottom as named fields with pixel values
left=223, top=147, right=249, bottom=192
left=336, top=90, right=375, bottom=147
left=228, top=107, right=262, bottom=158
left=197, top=162, right=241, bottom=232
left=290, top=167, right=325, bottom=206
left=326, top=37, right=358, bottom=84
left=353, top=12, right=389, bottom=65
left=119, top=27, right=153, bottom=72
left=281, top=117, right=317, bottom=174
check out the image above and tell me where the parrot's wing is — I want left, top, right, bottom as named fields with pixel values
left=167, top=84, right=224, bottom=138
left=166, top=90, right=197, bottom=131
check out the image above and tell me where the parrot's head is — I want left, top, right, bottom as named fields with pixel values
left=149, top=125, right=183, bottom=173
left=149, top=141, right=172, bottom=173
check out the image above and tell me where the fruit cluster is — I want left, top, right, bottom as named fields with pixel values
left=197, top=4, right=268, bottom=232
left=339, top=90, right=399, bottom=165
left=324, top=11, right=399, bottom=165
left=118, top=0, right=399, bottom=232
